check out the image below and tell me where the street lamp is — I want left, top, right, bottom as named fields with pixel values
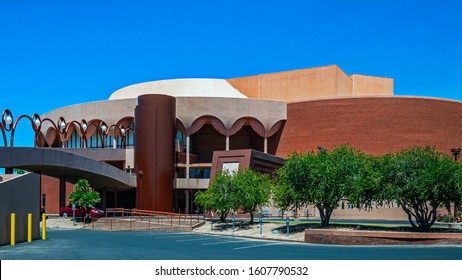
left=450, top=147, right=461, bottom=217
left=59, top=120, right=66, bottom=130
left=4, top=115, right=12, bottom=125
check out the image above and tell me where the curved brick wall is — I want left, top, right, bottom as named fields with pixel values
left=276, top=97, right=462, bottom=157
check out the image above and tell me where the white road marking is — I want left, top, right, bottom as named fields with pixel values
left=233, top=243, right=281, bottom=250
left=201, top=240, right=247, bottom=246
left=176, top=237, right=220, bottom=242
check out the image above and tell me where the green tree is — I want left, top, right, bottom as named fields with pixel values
left=234, top=169, right=271, bottom=223
left=347, top=153, right=390, bottom=211
left=195, top=169, right=272, bottom=223
left=385, top=146, right=462, bottom=231
left=195, top=171, right=236, bottom=221
left=276, top=145, right=367, bottom=227
left=68, top=179, right=101, bottom=221
left=272, top=153, right=310, bottom=215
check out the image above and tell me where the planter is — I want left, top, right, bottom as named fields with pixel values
left=448, top=223, right=462, bottom=229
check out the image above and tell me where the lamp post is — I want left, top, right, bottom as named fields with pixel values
left=451, top=147, right=461, bottom=217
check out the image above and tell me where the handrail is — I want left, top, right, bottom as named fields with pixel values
left=103, top=208, right=206, bottom=229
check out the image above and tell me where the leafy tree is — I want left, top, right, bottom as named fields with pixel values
left=195, top=171, right=236, bottom=221
left=385, top=146, right=462, bottom=231
left=234, top=169, right=271, bottom=223
left=272, top=153, right=310, bottom=215
left=68, top=179, right=101, bottom=221
left=347, top=153, right=390, bottom=211
left=195, top=169, right=272, bottom=223
left=276, top=145, right=367, bottom=227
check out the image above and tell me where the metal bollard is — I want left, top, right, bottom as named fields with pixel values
left=28, top=213, right=32, bottom=242
left=42, top=213, right=46, bottom=240
left=11, top=213, right=16, bottom=246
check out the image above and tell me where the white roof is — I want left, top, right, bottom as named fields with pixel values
left=109, top=78, right=248, bottom=100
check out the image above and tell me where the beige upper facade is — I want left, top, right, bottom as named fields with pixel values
left=227, top=65, right=393, bottom=102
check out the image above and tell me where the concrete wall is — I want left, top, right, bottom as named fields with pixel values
left=352, top=74, right=393, bottom=96
left=277, top=96, right=462, bottom=157
left=40, top=98, right=137, bottom=132
left=40, top=96, right=287, bottom=141
left=176, top=97, right=286, bottom=132
left=227, top=65, right=393, bottom=102
left=0, top=173, right=41, bottom=246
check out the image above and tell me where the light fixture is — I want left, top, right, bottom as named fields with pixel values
left=59, top=121, right=66, bottom=129
left=120, top=128, right=126, bottom=135
left=101, top=125, right=107, bottom=133
left=82, top=123, right=87, bottom=131
left=4, top=115, right=12, bottom=125
left=34, top=119, right=41, bottom=127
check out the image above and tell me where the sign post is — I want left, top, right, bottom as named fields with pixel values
left=211, top=212, right=214, bottom=230
left=72, top=204, right=76, bottom=226
left=259, top=216, right=263, bottom=234
left=232, top=215, right=235, bottom=233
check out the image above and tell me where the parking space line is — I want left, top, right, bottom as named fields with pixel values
left=201, top=240, right=247, bottom=246
left=176, top=237, right=221, bottom=242
left=150, top=235, right=192, bottom=240
left=151, top=232, right=192, bottom=237
left=233, top=243, right=281, bottom=250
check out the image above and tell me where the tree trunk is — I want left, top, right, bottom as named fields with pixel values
left=220, top=211, right=228, bottom=222
left=249, top=211, right=254, bottom=224
left=402, top=202, right=438, bottom=231
left=317, top=206, right=333, bottom=227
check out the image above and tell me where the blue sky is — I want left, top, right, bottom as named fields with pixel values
left=1, top=0, right=461, bottom=147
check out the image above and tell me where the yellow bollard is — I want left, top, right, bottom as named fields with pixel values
left=42, top=213, right=46, bottom=240
left=28, top=213, right=32, bottom=242
left=11, top=213, right=16, bottom=246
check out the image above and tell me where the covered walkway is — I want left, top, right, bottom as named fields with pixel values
left=0, top=147, right=136, bottom=191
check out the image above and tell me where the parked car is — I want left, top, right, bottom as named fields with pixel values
left=59, top=206, right=104, bottom=218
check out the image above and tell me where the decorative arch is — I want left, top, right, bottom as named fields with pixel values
left=230, top=117, right=266, bottom=138
left=188, top=115, right=226, bottom=136
left=176, top=118, right=187, bottom=135
left=39, top=117, right=62, bottom=147
left=63, top=122, right=83, bottom=142
left=267, top=120, right=286, bottom=138
left=63, top=122, right=84, bottom=147
left=84, top=119, right=103, bottom=139
left=116, top=116, right=134, bottom=129
left=44, top=127, right=59, bottom=147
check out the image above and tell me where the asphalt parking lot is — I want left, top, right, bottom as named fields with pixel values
left=1, top=229, right=462, bottom=260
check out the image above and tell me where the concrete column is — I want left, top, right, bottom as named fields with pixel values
left=59, top=176, right=66, bottom=208
left=185, top=189, right=190, bottom=214
left=114, top=190, right=118, bottom=208
left=101, top=187, right=107, bottom=211
left=135, top=94, right=175, bottom=211
left=226, top=135, right=229, bottom=151
left=186, top=135, right=190, bottom=179
left=264, top=138, right=268, bottom=154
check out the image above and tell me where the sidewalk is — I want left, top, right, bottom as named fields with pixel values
left=45, top=216, right=306, bottom=242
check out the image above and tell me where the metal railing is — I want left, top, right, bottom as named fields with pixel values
left=88, top=208, right=206, bottom=230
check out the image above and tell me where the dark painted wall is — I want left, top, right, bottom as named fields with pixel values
left=135, top=94, right=176, bottom=211
left=0, top=173, right=41, bottom=246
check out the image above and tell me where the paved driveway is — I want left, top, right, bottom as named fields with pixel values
left=1, top=229, right=462, bottom=260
